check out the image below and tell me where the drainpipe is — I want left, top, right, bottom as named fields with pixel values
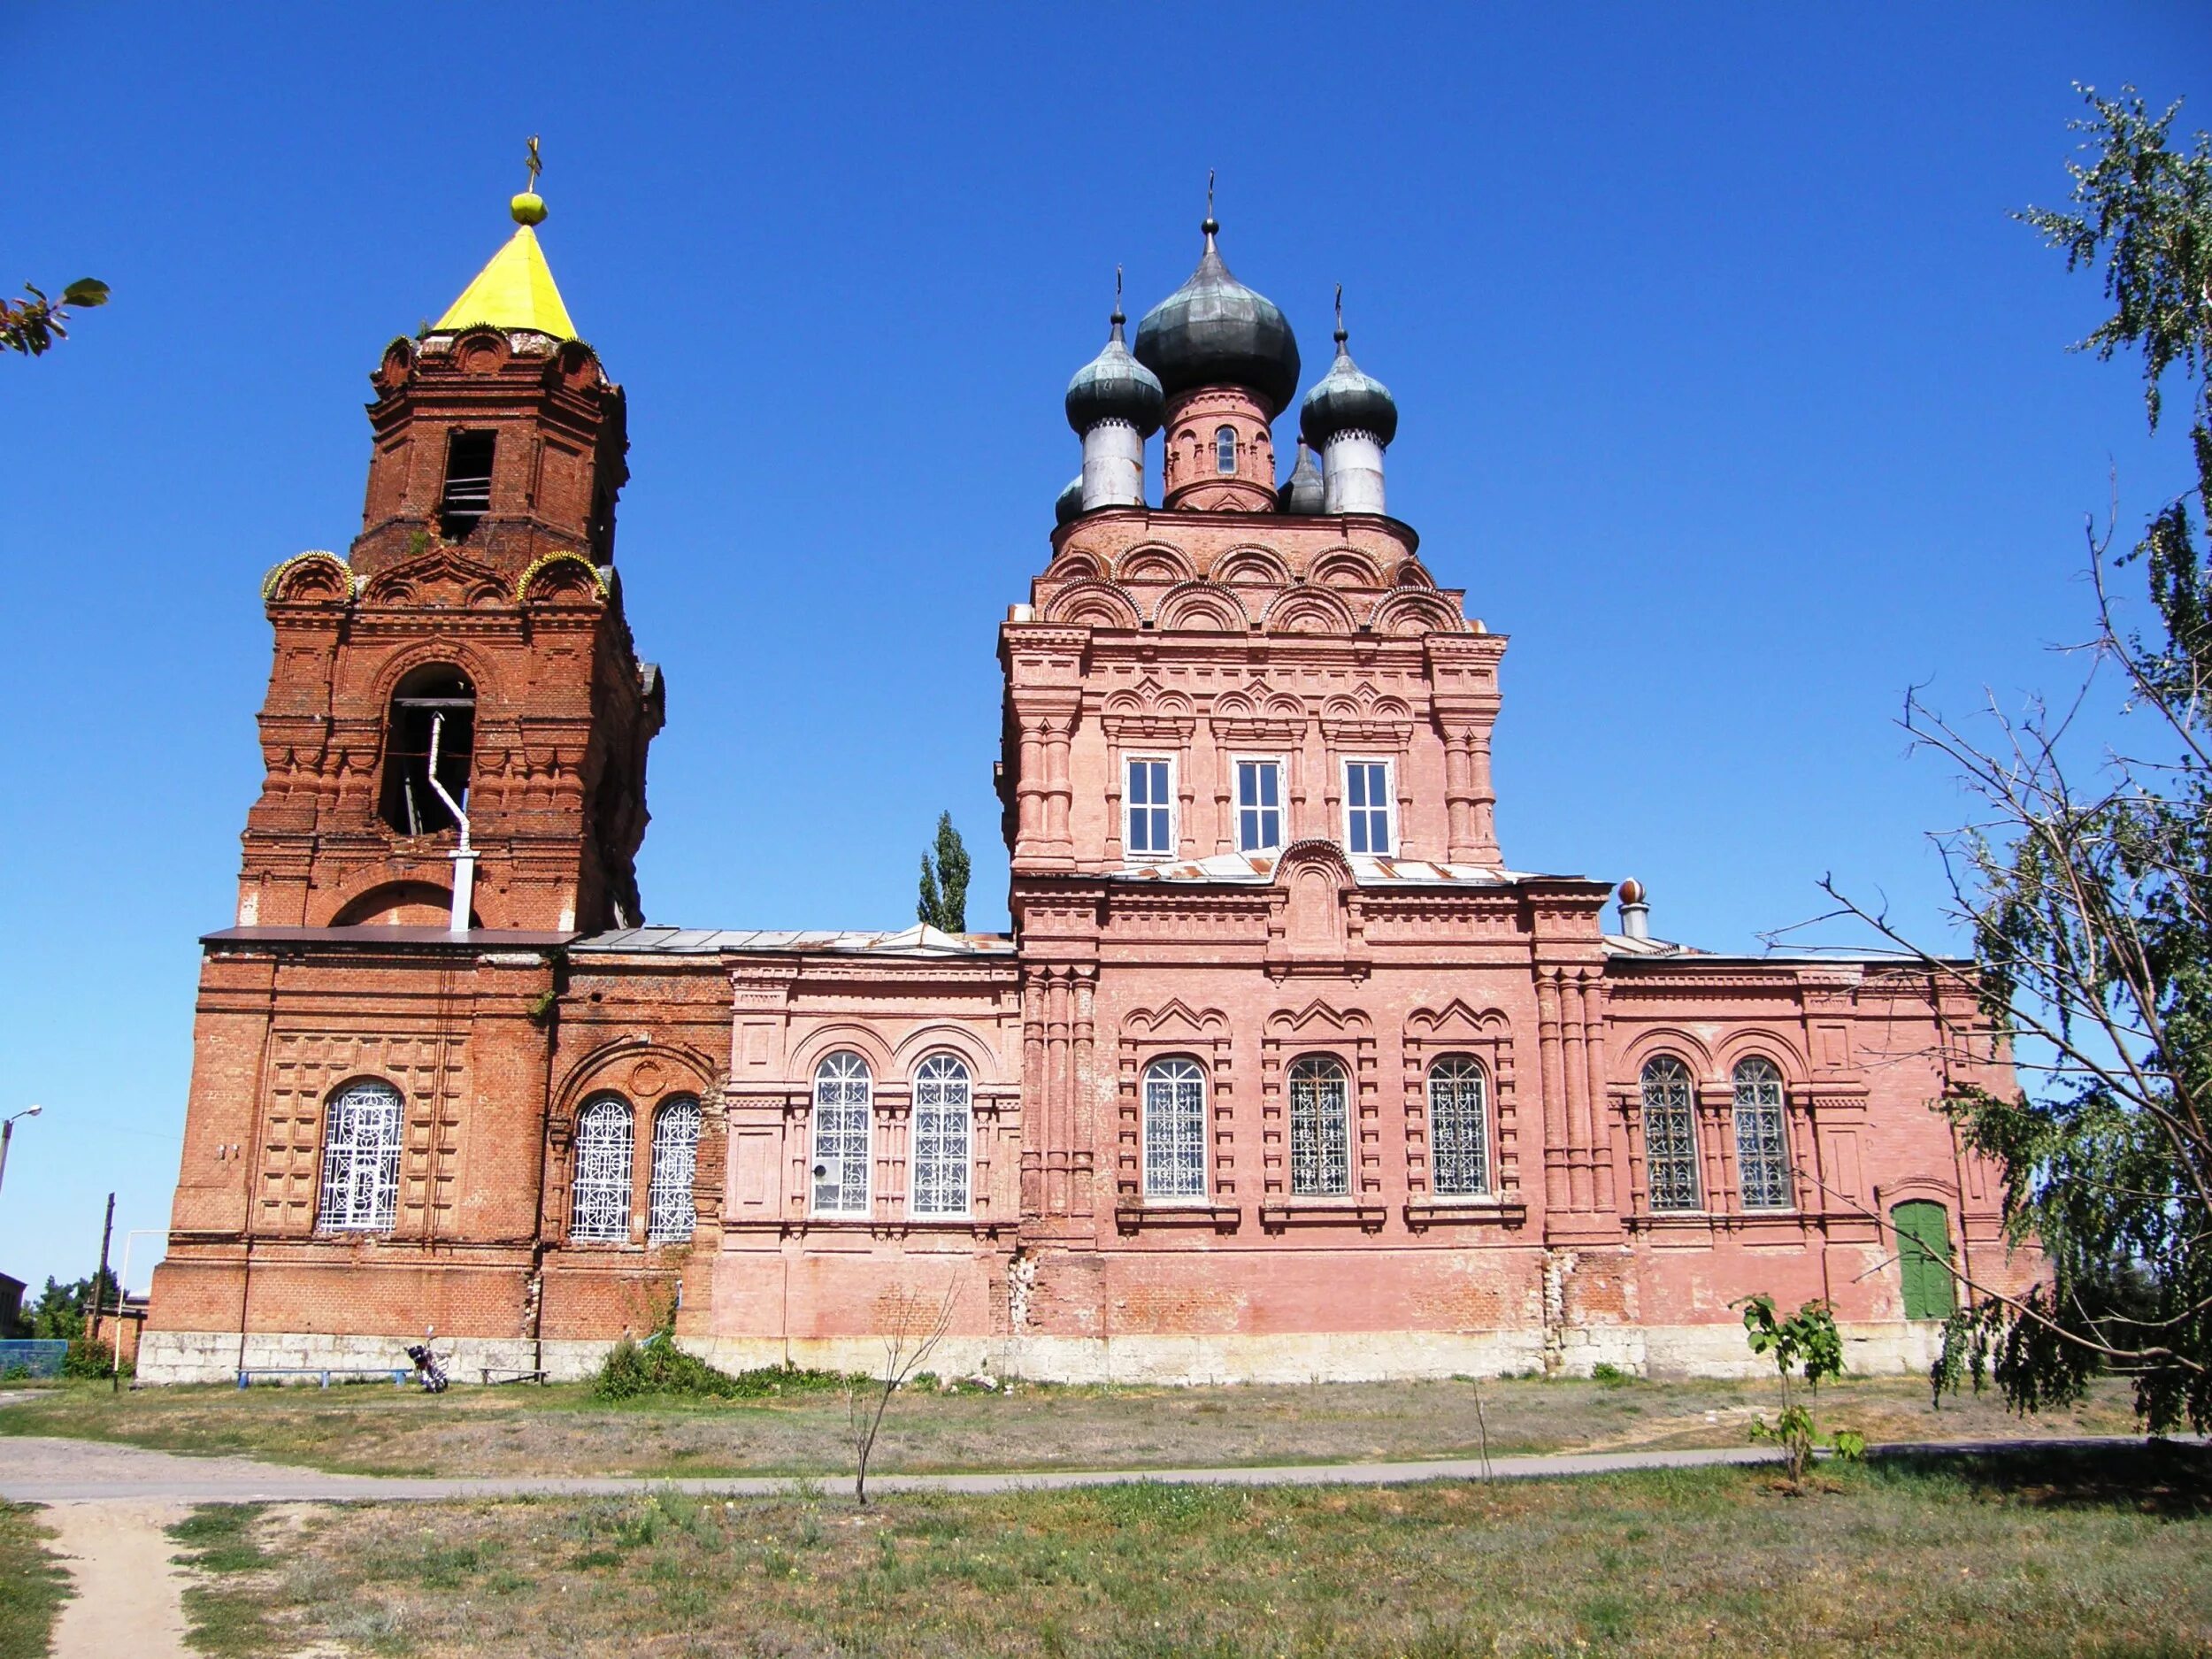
left=426, top=712, right=474, bottom=934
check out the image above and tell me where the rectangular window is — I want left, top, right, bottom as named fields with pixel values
left=439, top=430, right=495, bottom=540
left=1344, top=760, right=1393, bottom=855
left=1235, top=759, right=1284, bottom=853
left=1126, top=757, right=1173, bottom=858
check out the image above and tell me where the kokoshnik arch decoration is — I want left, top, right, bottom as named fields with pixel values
left=140, top=165, right=2037, bottom=1386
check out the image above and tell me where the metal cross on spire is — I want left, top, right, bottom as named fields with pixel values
left=1335, top=282, right=1347, bottom=346
left=1203, top=169, right=1218, bottom=239
left=1111, top=264, right=1125, bottom=326
left=525, top=134, right=543, bottom=194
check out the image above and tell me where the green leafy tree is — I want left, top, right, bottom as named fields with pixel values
left=26, top=1271, right=119, bottom=1341
left=916, top=812, right=971, bottom=933
left=1736, top=1294, right=1862, bottom=1487
left=1, top=278, right=108, bottom=357
left=1819, top=86, right=2212, bottom=1433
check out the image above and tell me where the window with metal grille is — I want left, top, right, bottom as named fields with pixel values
left=571, top=1094, right=634, bottom=1242
left=1236, top=758, right=1283, bottom=853
left=1289, top=1056, right=1351, bottom=1196
left=1640, top=1056, right=1701, bottom=1210
left=1344, top=761, right=1392, bottom=855
left=439, top=429, right=495, bottom=540
left=1126, top=757, right=1172, bottom=857
left=379, top=664, right=475, bottom=836
left=810, top=1053, right=872, bottom=1217
left=316, top=1079, right=403, bottom=1233
left=1142, top=1056, right=1207, bottom=1200
left=1732, top=1057, right=1792, bottom=1210
left=646, top=1096, right=701, bottom=1242
left=1215, top=425, right=1237, bottom=473
left=1426, top=1056, right=1489, bottom=1196
left=911, top=1055, right=972, bottom=1217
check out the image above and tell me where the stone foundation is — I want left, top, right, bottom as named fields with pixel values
left=142, top=1319, right=1949, bottom=1388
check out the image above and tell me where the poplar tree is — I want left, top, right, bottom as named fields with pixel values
left=916, top=812, right=971, bottom=933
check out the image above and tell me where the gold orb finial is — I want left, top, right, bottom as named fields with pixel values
left=511, top=134, right=547, bottom=224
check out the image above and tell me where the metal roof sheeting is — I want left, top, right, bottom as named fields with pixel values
left=572, top=924, right=1015, bottom=957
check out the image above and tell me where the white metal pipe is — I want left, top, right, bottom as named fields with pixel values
left=426, top=712, right=474, bottom=933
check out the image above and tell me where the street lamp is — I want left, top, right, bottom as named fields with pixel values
left=0, top=1105, right=41, bottom=1204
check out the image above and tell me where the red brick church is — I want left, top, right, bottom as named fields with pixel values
left=142, top=180, right=2026, bottom=1384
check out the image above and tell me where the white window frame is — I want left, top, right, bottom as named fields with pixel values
left=1425, top=1056, right=1491, bottom=1197
left=1233, top=755, right=1286, bottom=854
left=646, top=1095, right=702, bottom=1243
left=1124, top=752, right=1177, bottom=862
left=1288, top=1055, right=1352, bottom=1197
left=316, top=1078, right=403, bottom=1234
left=810, top=1052, right=873, bottom=1218
left=1214, top=425, right=1238, bottom=474
left=1141, top=1056, right=1209, bottom=1202
left=1341, top=757, right=1394, bottom=856
left=910, top=1053, right=973, bottom=1219
left=1732, top=1056, right=1793, bottom=1211
left=1640, top=1056, right=1702, bottom=1212
left=570, top=1094, right=635, bottom=1243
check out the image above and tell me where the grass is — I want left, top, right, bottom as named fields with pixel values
left=0, top=1503, right=68, bottom=1659
left=164, top=1442, right=2212, bottom=1656
left=168, top=1503, right=276, bottom=1657
left=0, top=1371, right=2148, bottom=1482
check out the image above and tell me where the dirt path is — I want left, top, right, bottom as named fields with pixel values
left=44, top=1499, right=192, bottom=1659
left=0, top=1430, right=2170, bottom=1505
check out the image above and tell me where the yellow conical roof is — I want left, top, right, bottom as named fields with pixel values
left=434, top=205, right=576, bottom=339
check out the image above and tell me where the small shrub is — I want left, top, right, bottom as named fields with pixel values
left=1591, top=1362, right=1635, bottom=1386
left=589, top=1334, right=853, bottom=1402
left=60, top=1337, right=128, bottom=1380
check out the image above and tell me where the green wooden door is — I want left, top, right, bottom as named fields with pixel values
left=1893, top=1201, right=1956, bottom=1320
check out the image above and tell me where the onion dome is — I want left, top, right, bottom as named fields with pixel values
left=1064, top=282, right=1165, bottom=436
left=1056, top=475, right=1086, bottom=526
left=1300, top=288, right=1397, bottom=448
left=1279, top=440, right=1325, bottom=514
left=1134, top=197, right=1302, bottom=415
left=1618, top=877, right=1646, bottom=906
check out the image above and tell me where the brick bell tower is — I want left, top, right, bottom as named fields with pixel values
left=240, top=171, right=662, bottom=934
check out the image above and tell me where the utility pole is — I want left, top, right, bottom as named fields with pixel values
left=93, top=1193, right=114, bottom=1363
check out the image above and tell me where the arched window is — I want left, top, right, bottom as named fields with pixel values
left=440, top=428, right=496, bottom=540
left=1215, top=425, right=1238, bottom=474
left=647, top=1096, right=701, bottom=1243
left=1426, top=1056, right=1489, bottom=1196
left=380, top=664, right=475, bottom=835
left=317, top=1079, right=403, bottom=1233
left=571, top=1094, right=634, bottom=1242
left=911, top=1055, right=972, bottom=1217
left=810, top=1053, right=872, bottom=1217
left=1640, top=1056, right=1701, bottom=1211
left=1142, top=1056, right=1207, bottom=1199
left=1289, top=1056, right=1350, bottom=1197
left=1732, top=1057, right=1791, bottom=1210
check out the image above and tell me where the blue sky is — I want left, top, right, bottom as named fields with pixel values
left=2, top=4, right=2206, bottom=1290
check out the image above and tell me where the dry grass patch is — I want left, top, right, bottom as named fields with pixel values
left=0, top=1372, right=2146, bottom=1481
left=171, top=1444, right=2211, bottom=1658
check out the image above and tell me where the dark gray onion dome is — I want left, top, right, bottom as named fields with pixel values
left=1279, top=440, right=1325, bottom=513
left=1300, top=313, right=1398, bottom=448
left=1065, top=306, right=1165, bottom=436
left=1055, top=475, right=1085, bottom=526
left=1134, top=218, right=1302, bottom=416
